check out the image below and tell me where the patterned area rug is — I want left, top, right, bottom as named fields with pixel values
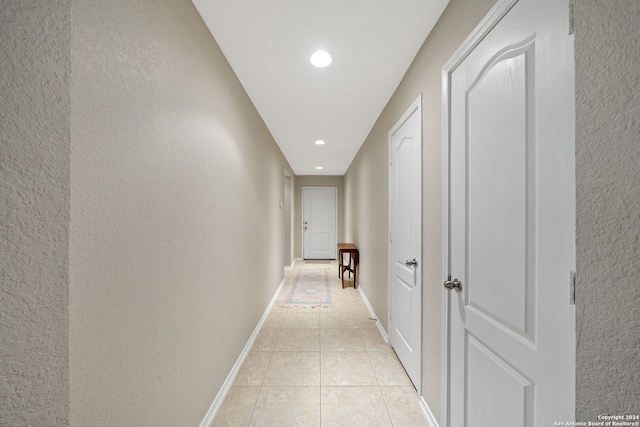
left=285, top=269, right=331, bottom=306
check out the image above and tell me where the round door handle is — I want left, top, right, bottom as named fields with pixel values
left=444, top=278, right=462, bottom=292
left=405, top=258, right=418, bottom=266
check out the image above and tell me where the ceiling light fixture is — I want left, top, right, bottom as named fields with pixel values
left=316, top=166, right=324, bottom=170
left=310, top=50, right=332, bottom=67
left=315, top=140, right=326, bottom=145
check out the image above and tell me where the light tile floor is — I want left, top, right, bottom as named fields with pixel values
left=211, top=260, right=428, bottom=427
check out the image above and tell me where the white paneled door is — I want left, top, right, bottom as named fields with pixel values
left=302, top=187, right=337, bottom=260
left=444, top=0, right=575, bottom=426
left=389, top=96, right=422, bottom=389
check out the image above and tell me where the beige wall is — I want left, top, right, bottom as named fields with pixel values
left=294, top=176, right=345, bottom=259
left=1, top=1, right=71, bottom=425
left=70, top=0, right=292, bottom=425
left=343, top=0, right=498, bottom=420
left=346, top=0, right=640, bottom=423
left=574, top=0, right=640, bottom=418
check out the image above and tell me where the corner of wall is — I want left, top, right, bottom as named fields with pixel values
left=574, top=0, right=640, bottom=417
left=0, top=1, right=71, bottom=425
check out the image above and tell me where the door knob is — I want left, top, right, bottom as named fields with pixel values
left=443, top=277, right=462, bottom=292
left=405, top=258, right=418, bottom=266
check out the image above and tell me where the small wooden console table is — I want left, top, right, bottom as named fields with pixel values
left=337, top=243, right=359, bottom=289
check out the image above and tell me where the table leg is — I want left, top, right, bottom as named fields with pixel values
left=353, top=250, right=358, bottom=289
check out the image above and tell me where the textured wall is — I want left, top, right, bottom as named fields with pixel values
left=0, top=1, right=71, bottom=426
left=574, top=0, right=640, bottom=418
left=294, top=175, right=345, bottom=259
left=343, top=0, right=497, bottom=420
left=70, top=0, right=291, bottom=425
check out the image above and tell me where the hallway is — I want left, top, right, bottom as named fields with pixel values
left=212, top=261, right=427, bottom=426
left=4, top=0, right=637, bottom=425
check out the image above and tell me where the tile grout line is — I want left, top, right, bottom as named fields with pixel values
left=249, top=308, right=278, bottom=426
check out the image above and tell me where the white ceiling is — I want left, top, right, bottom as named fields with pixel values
left=192, top=0, right=449, bottom=176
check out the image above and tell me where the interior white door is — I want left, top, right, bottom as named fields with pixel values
left=302, top=187, right=337, bottom=259
left=389, top=96, right=422, bottom=388
left=445, top=0, right=575, bottom=426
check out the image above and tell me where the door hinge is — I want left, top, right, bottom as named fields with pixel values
left=569, top=270, right=576, bottom=305
left=389, top=231, right=392, bottom=243
left=389, top=154, right=393, bottom=166
left=568, top=0, right=575, bottom=35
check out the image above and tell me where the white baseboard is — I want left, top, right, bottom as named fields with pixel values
left=419, top=396, right=440, bottom=427
left=357, top=284, right=389, bottom=343
left=360, top=284, right=436, bottom=427
left=360, top=284, right=437, bottom=427
left=199, top=276, right=287, bottom=427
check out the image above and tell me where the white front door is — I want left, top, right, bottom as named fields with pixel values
left=444, top=0, right=575, bottom=426
left=389, top=96, right=422, bottom=388
left=302, top=187, right=337, bottom=259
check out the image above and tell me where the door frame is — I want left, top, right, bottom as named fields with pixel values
left=301, top=186, right=338, bottom=259
left=388, top=94, right=422, bottom=393
left=284, top=170, right=294, bottom=267
left=441, top=0, right=573, bottom=425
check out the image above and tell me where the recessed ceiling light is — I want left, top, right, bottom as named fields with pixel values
left=310, top=50, right=332, bottom=67
left=316, top=166, right=324, bottom=170
left=315, top=140, right=326, bottom=145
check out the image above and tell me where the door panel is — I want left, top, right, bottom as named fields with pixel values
left=393, top=276, right=413, bottom=348
left=466, top=335, right=533, bottom=427
left=389, top=96, right=422, bottom=388
left=466, top=40, right=537, bottom=340
left=446, top=0, right=575, bottom=425
left=303, top=187, right=337, bottom=259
